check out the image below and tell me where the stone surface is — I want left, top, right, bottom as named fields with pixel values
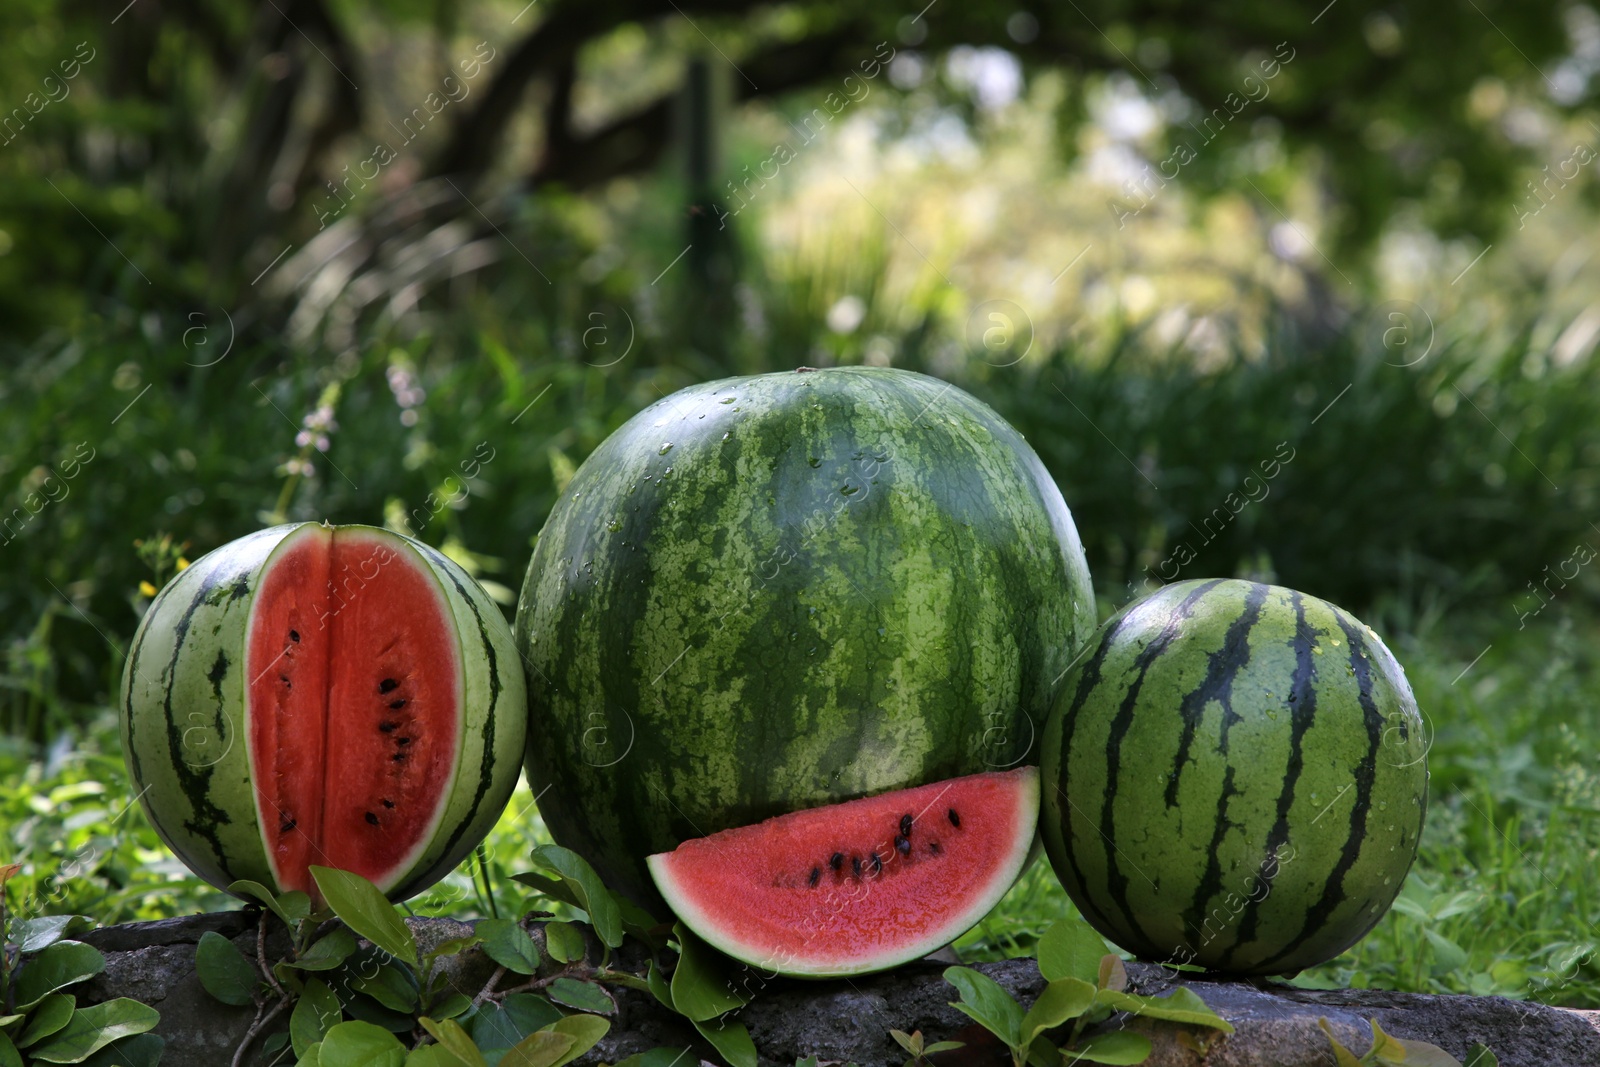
left=67, top=913, right=1600, bottom=1067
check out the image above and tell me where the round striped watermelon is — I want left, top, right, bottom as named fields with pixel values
left=120, top=523, right=526, bottom=903
left=1040, top=578, right=1428, bottom=976
left=516, top=367, right=1095, bottom=906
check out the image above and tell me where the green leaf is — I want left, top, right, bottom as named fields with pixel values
left=616, top=897, right=669, bottom=942
left=692, top=1016, right=757, bottom=1067
left=17, top=993, right=75, bottom=1047
left=943, top=967, right=1023, bottom=1050
left=543, top=921, right=584, bottom=964
left=311, top=867, right=419, bottom=968
left=612, top=1047, right=695, bottom=1067
left=10, top=917, right=92, bottom=954
left=406, top=1048, right=446, bottom=1067
left=510, top=873, right=584, bottom=911
left=196, top=930, right=260, bottom=1006
left=1025, top=1034, right=1058, bottom=1067
left=500, top=1030, right=574, bottom=1067
left=547, top=1013, right=611, bottom=1067
left=291, top=978, right=343, bottom=1056
left=426, top=935, right=485, bottom=965
left=1367, top=1019, right=1460, bottom=1067
left=924, top=1042, right=965, bottom=1055
left=1037, top=919, right=1108, bottom=985
left=289, top=927, right=358, bottom=971
left=889, top=1030, right=921, bottom=1056
left=529, top=846, right=625, bottom=948
left=430, top=993, right=473, bottom=1020
left=1465, top=1044, right=1499, bottom=1067
left=1318, top=1019, right=1366, bottom=1067
left=1424, top=930, right=1469, bottom=974
left=647, top=959, right=676, bottom=1011
left=1094, top=987, right=1233, bottom=1032
left=0, top=1033, right=18, bottom=1067
left=1020, top=979, right=1095, bottom=1047
left=548, top=977, right=615, bottom=1015
left=419, top=1017, right=489, bottom=1067
left=78, top=1032, right=164, bottom=1067
left=28, top=998, right=160, bottom=1064
left=477, top=918, right=541, bottom=975
left=228, top=880, right=311, bottom=927
left=670, top=925, right=751, bottom=1022
left=352, top=962, right=420, bottom=1013
left=318, top=1020, right=407, bottom=1067
left=340, top=987, right=416, bottom=1033
left=470, top=993, right=564, bottom=1050
left=13, top=942, right=106, bottom=1011
left=1063, top=1030, right=1151, bottom=1065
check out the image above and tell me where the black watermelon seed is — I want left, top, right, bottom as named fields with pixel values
left=895, top=834, right=911, bottom=857
left=829, top=852, right=844, bottom=872
left=289, top=629, right=300, bottom=642
left=869, top=852, right=883, bottom=874
left=397, top=737, right=412, bottom=746
left=389, top=699, right=407, bottom=709
left=379, top=721, right=399, bottom=732
left=379, top=678, right=399, bottom=693
left=852, top=856, right=863, bottom=878
left=947, top=808, right=961, bottom=827
left=280, top=818, right=296, bottom=833
left=900, top=814, right=913, bottom=836
left=365, top=812, right=379, bottom=826
left=808, top=866, right=821, bottom=888
left=392, top=752, right=406, bottom=762
left=381, top=798, right=395, bottom=808
left=929, top=841, right=941, bottom=855
left=279, top=674, right=291, bottom=687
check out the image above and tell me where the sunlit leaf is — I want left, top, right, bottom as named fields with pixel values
left=310, top=867, right=418, bottom=968
left=28, top=998, right=159, bottom=1064
left=477, top=918, right=541, bottom=975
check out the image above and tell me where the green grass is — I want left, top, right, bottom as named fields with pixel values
left=5, top=599, right=1597, bottom=1005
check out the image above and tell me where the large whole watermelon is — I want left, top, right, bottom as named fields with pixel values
left=1040, top=578, right=1428, bottom=976
left=121, top=522, right=526, bottom=902
left=517, top=367, right=1095, bottom=905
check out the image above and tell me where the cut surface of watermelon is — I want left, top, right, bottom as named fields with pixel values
left=246, top=525, right=461, bottom=894
left=647, top=767, right=1039, bottom=977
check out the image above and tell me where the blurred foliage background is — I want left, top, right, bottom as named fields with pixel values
left=3, top=0, right=1600, bottom=1002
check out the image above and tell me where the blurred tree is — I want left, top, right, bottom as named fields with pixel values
left=0, top=0, right=1587, bottom=335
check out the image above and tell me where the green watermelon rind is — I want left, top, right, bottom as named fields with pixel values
left=516, top=367, right=1095, bottom=906
left=120, top=522, right=526, bottom=902
left=1040, top=578, right=1429, bottom=976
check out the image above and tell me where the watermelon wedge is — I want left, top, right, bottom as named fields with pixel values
left=647, top=767, right=1039, bottom=977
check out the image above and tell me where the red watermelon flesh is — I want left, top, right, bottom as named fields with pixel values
left=648, top=767, right=1039, bottom=977
left=246, top=525, right=461, bottom=896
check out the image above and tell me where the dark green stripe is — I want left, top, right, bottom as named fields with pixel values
left=1051, top=630, right=1128, bottom=941
left=1095, top=579, right=1224, bottom=955
left=1254, top=607, right=1384, bottom=972
left=161, top=566, right=238, bottom=867
left=1228, top=589, right=1319, bottom=960
left=1179, top=582, right=1269, bottom=948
